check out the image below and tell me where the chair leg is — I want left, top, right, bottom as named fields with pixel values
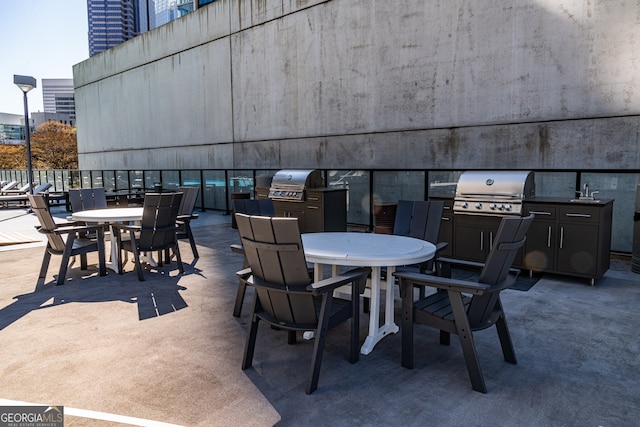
left=97, top=231, right=106, bottom=276
left=448, top=290, right=487, bottom=393
left=185, top=223, right=199, bottom=258
left=350, top=280, right=361, bottom=364
left=307, top=293, right=333, bottom=394
left=173, top=244, right=184, bottom=274
left=80, top=254, right=88, bottom=270
left=129, top=232, right=145, bottom=281
left=242, top=297, right=261, bottom=370
left=233, top=281, right=247, bottom=318
left=494, top=298, right=517, bottom=364
left=39, top=246, right=52, bottom=281
left=57, top=232, right=77, bottom=286
left=401, top=278, right=415, bottom=369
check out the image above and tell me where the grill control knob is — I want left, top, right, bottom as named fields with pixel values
left=490, top=203, right=497, bottom=210
left=505, top=204, right=512, bottom=211
left=475, top=203, right=483, bottom=209
left=460, top=202, right=468, bottom=209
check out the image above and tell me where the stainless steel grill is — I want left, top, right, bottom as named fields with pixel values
left=268, top=169, right=324, bottom=202
left=453, top=171, right=535, bottom=216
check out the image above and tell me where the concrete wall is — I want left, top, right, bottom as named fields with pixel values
left=73, top=0, right=640, bottom=171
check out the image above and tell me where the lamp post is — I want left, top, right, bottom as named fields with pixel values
left=13, top=74, right=37, bottom=194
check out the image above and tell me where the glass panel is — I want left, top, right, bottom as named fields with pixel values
left=328, top=170, right=370, bottom=226
left=129, top=170, right=144, bottom=190
left=428, top=170, right=463, bottom=198
left=46, top=170, right=55, bottom=189
left=145, top=170, right=161, bottom=190
left=162, top=170, right=180, bottom=192
left=102, top=171, right=116, bottom=191
left=54, top=170, right=64, bottom=192
left=534, top=172, right=576, bottom=197
left=81, top=171, right=91, bottom=188
left=255, top=169, right=276, bottom=189
left=181, top=170, right=201, bottom=187
left=203, top=170, right=226, bottom=210
left=581, top=172, right=639, bottom=253
left=115, top=170, right=129, bottom=190
left=228, top=170, right=254, bottom=201
left=373, top=171, right=424, bottom=205
left=91, top=171, right=104, bottom=188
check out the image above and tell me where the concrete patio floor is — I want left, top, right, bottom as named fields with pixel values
left=1, top=205, right=639, bottom=426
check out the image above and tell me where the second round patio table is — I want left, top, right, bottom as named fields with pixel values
left=301, top=232, right=436, bottom=355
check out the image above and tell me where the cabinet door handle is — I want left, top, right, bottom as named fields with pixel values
left=480, top=231, right=484, bottom=251
left=560, top=226, right=564, bottom=249
left=547, top=226, right=552, bottom=248
left=489, top=231, right=493, bottom=250
left=529, top=210, right=552, bottom=216
left=565, top=213, right=591, bottom=218
left=307, top=205, right=319, bottom=210
left=307, top=197, right=320, bottom=201
left=441, top=217, right=450, bottom=221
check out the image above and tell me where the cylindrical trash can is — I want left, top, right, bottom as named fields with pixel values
left=374, top=202, right=397, bottom=234
left=231, top=192, right=251, bottom=229
left=153, top=182, right=162, bottom=193
left=633, top=185, right=640, bottom=273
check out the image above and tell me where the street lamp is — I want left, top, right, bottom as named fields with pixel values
left=14, top=74, right=37, bottom=194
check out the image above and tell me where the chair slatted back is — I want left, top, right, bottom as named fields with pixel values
left=69, top=188, right=107, bottom=212
left=1, top=181, right=18, bottom=191
left=233, top=198, right=275, bottom=216
left=178, top=186, right=199, bottom=216
left=138, top=192, right=183, bottom=251
left=28, top=194, right=66, bottom=253
left=236, top=214, right=316, bottom=325
left=32, top=182, right=52, bottom=195
left=393, top=200, right=444, bottom=244
left=467, top=214, right=534, bottom=326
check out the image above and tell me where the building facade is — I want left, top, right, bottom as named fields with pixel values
left=73, top=0, right=640, bottom=250
left=42, top=79, right=76, bottom=119
left=0, top=113, right=27, bottom=144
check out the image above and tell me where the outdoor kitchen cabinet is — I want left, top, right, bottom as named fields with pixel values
left=453, top=214, right=502, bottom=262
left=268, top=188, right=347, bottom=233
left=523, top=199, right=613, bottom=284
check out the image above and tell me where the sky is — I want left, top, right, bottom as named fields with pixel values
left=0, top=0, right=89, bottom=116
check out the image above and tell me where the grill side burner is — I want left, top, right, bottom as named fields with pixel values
left=453, top=171, right=535, bottom=216
left=268, top=169, right=324, bottom=202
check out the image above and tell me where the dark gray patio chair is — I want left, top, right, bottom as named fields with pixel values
left=176, top=186, right=200, bottom=259
left=231, top=198, right=275, bottom=317
left=113, top=192, right=184, bottom=281
left=394, top=214, right=533, bottom=393
left=236, top=213, right=370, bottom=394
left=28, top=194, right=107, bottom=286
left=69, top=188, right=108, bottom=212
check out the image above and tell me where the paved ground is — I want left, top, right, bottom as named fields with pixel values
left=1, top=204, right=639, bottom=426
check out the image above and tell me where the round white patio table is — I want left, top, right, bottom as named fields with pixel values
left=72, top=207, right=144, bottom=273
left=301, top=232, right=435, bottom=355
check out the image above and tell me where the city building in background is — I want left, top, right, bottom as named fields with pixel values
left=42, top=79, right=76, bottom=120
left=87, top=0, right=157, bottom=57
left=32, top=112, right=75, bottom=129
left=0, top=113, right=29, bottom=144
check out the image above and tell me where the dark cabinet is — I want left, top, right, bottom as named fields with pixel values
left=270, top=188, right=347, bottom=233
left=453, top=214, right=501, bottom=262
left=439, top=201, right=454, bottom=257
left=523, top=200, right=613, bottom=284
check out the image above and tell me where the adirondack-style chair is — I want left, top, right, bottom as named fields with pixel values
left=394, top=214, right=533, bottom=393
left=28, top=194, right=107, bottom=286
left=231, top=198, right=276, bottom=317
left=68, top=187, right=108, bottom=212
left=112, top=192, right=184, bottom=281
left=236, top=213, right=370, bottom=394
left=176, top=186, right=200, bottom=259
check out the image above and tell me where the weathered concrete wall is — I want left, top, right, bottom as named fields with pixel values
left=74, top=0, right=640, bottom=171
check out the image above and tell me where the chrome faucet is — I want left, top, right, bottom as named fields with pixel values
left=577, top=183, right=599, bottom=200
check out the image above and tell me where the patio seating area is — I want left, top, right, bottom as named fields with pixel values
left=1, top=204, right=639, bottom=426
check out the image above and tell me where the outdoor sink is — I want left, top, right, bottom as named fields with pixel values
left=569, top=199, right=602, bottom=203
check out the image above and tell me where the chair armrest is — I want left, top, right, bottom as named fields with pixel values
left=308, top=267, right=371, bottom=295
left=52, top=224, right=106, bottom=235
left=111, top=223, right=141, bottom=232
left=235, top=267, right=252, bottom=278
left=230, top=243, right=245, bottom=255
left=394, top=270, right=491, bottom=295
left=437, top=257, right=521, bottom=276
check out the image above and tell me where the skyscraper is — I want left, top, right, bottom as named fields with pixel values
left=87, top=0, right=156, bottom=57
left=42, top=79, right=75, bottom=119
